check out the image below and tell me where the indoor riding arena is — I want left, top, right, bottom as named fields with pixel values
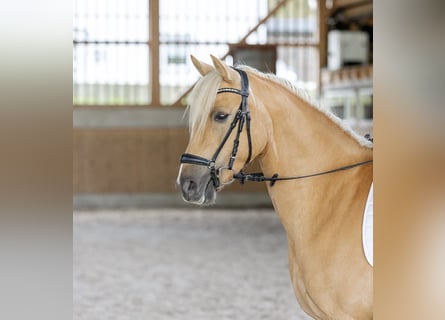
left=73, top=1, right=373, bottom=319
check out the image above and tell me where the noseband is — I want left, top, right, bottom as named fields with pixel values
left=180, top=67, right=252, bottom=189
left=180, top=67, right=373, bottom=189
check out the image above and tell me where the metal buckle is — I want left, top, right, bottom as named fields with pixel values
left=217, top=167, right=236, bottom=186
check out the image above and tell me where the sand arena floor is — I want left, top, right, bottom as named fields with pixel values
left=74, top=209, right=311, bottom=320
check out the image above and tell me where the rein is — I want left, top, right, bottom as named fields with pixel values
left=180, top=67, right=373, bottom=188
left=233, top=159, right=373, bottom=187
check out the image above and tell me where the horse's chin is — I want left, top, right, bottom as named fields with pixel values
left=199, top=176, right=235, bottom=206
left=201, top=181, right=217, bottom=206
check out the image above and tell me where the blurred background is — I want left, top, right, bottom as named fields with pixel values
left=73, top=2, right=373, bottom=318
left=73, top=0, right=373, bottom=209
left=5, top=0, right=445, bottom=319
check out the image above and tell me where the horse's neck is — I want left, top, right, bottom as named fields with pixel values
left=255, top=82, right=373, bottom=242
left=258, top=90, right=371, bottom=176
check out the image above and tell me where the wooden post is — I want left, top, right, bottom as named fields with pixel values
left=318, top=0, right=328, bottom=98
left=149, top=0, right=160, bottom=105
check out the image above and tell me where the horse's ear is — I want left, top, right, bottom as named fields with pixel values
left=191, top=55, right=214, bottom=76
left=210, top=54, right=234, bottom=82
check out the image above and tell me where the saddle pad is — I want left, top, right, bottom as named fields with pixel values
left=362, top=183, right=373, bottom=267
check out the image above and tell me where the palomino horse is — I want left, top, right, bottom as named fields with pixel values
left=177, top=55, right=373, bottom=320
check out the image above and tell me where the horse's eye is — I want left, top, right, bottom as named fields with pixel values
left=213, top=112, right=229, bottom=122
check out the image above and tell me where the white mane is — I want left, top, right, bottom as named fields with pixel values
left=238, top=65, right=317, bottom=107
left=186, top=65, right=373, bottom=149
left=186, top=71, right=220, bottom=137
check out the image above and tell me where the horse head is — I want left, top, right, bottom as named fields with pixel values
left=177, top=55, right=270, bottom=205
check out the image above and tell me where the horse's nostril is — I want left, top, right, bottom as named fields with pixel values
left=182, top=177, right=198, bottom=195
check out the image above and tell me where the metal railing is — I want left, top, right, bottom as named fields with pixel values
left=73, top=0, right=320, bottom=107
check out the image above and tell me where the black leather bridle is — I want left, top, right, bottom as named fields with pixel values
left=180, top=67, right=252, bottom=189
left=180, top=67, right=373, bottom=189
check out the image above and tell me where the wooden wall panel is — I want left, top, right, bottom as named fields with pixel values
left=73, top=128, right=266, bottom=194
